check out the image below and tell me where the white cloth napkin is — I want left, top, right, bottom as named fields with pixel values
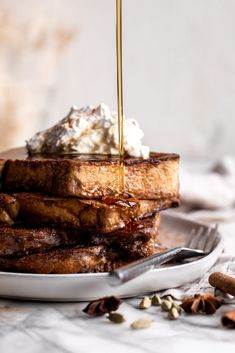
left=152, top=157, right=235, bottom=301
left=158, top=254, right=235, bottom=301
left=180, top=156, right=235, bottom=222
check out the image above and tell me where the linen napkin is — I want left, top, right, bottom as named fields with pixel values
left=165, top=155, right=235, bottom=299
left=180, top=155, right=235, bottom=223
left=158, top=254, right=235, bottom=301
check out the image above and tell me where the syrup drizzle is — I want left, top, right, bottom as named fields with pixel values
left=116, top=0, right=124, bottom=195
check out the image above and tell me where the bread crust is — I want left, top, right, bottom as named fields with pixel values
left=0, top=214, right=160, bottom=258
left=1, top=148, right=180, bottom=200
left=11, top=192, right=173, bottom=233
left=0, top=243, right=165, bottom=274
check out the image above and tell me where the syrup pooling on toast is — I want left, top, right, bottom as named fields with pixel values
left=101, top=196, right=139, bottom=221
left=116, top=0, right=125, bottom=196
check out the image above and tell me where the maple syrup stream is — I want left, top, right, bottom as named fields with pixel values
left=115, top=0, right=138, bottom=221
left=116, top=0, right=124, bottom=195
left=112, top=0, right=138, bottom=222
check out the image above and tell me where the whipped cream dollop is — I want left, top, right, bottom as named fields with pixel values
left=27, top=103, right=150, bottom=158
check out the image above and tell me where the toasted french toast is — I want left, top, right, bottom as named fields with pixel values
left=0, top=191, right=171, bottom=233
left=0, top=243, right=165, bottom=274
left=10, top=192, right=172, bottom=233
left=0, top=213, right=160, bottom=258
left=0, top=147, right=180, bottom=200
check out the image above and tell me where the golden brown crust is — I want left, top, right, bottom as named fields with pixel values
left=0, top=214, right=160, bottom=258
left=0, top=148, right=178, bottom=274
left=1, top=147, right=180, bottom=200
left=0, top=243, right=165, bottom=274
left=0, top=191, right=177, bottom=233
left=11, top=192, right=170, bottom=233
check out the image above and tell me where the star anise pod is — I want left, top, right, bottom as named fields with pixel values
left=83, top=296, right=123, bottom=316
left=181, top=293, right=223, bottom=314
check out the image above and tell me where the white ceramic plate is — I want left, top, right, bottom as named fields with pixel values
left=0, top=212, right=223, bottom=302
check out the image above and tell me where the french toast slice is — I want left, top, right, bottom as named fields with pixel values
left=12, top=192, right=172, bottom=233
left=0, top=213, right=160, bottom=258
left=0, top=243, right=165, bottom=274
left=0, top=191, right=172, bottom=232
left=0, top=147, right=180, bottom=200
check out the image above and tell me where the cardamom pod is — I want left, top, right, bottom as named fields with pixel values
left=108, top=312, right=125, bottom=324
left=131, top=318, right=153, bottom=330
left=161, top=299, right=172, bottom=311
left=168, top=307, right=179, bottom=320
left=165, top=295, right=173, bottom=303
left=151, top=295, right=162, bottom=306
left=138, top=296, right=151, bottom=309
left=172, top=302, right=182, bottom=313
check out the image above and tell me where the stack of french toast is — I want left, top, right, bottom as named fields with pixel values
left=0, top=147, right=179, bottom=274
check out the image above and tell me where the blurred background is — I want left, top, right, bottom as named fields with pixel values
left=1, top=0, right=235, bottom=158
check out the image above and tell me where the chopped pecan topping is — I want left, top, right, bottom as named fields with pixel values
left=181, top=293, right=222, bottom=314
left=83, top=296, right=123, bottom=316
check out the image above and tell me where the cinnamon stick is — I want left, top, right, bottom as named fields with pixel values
left=209, top=272, right=235, bottom=297
left=222, top=310, right=235, bottom=328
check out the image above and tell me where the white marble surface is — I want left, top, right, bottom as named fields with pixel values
left=0, top=221, right=234, bottom=353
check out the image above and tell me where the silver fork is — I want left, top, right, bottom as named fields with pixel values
left=108, top=224, right=219, bottom=287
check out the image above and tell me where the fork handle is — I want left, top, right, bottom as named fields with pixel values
left=108, top=247, right=184, bottom=286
